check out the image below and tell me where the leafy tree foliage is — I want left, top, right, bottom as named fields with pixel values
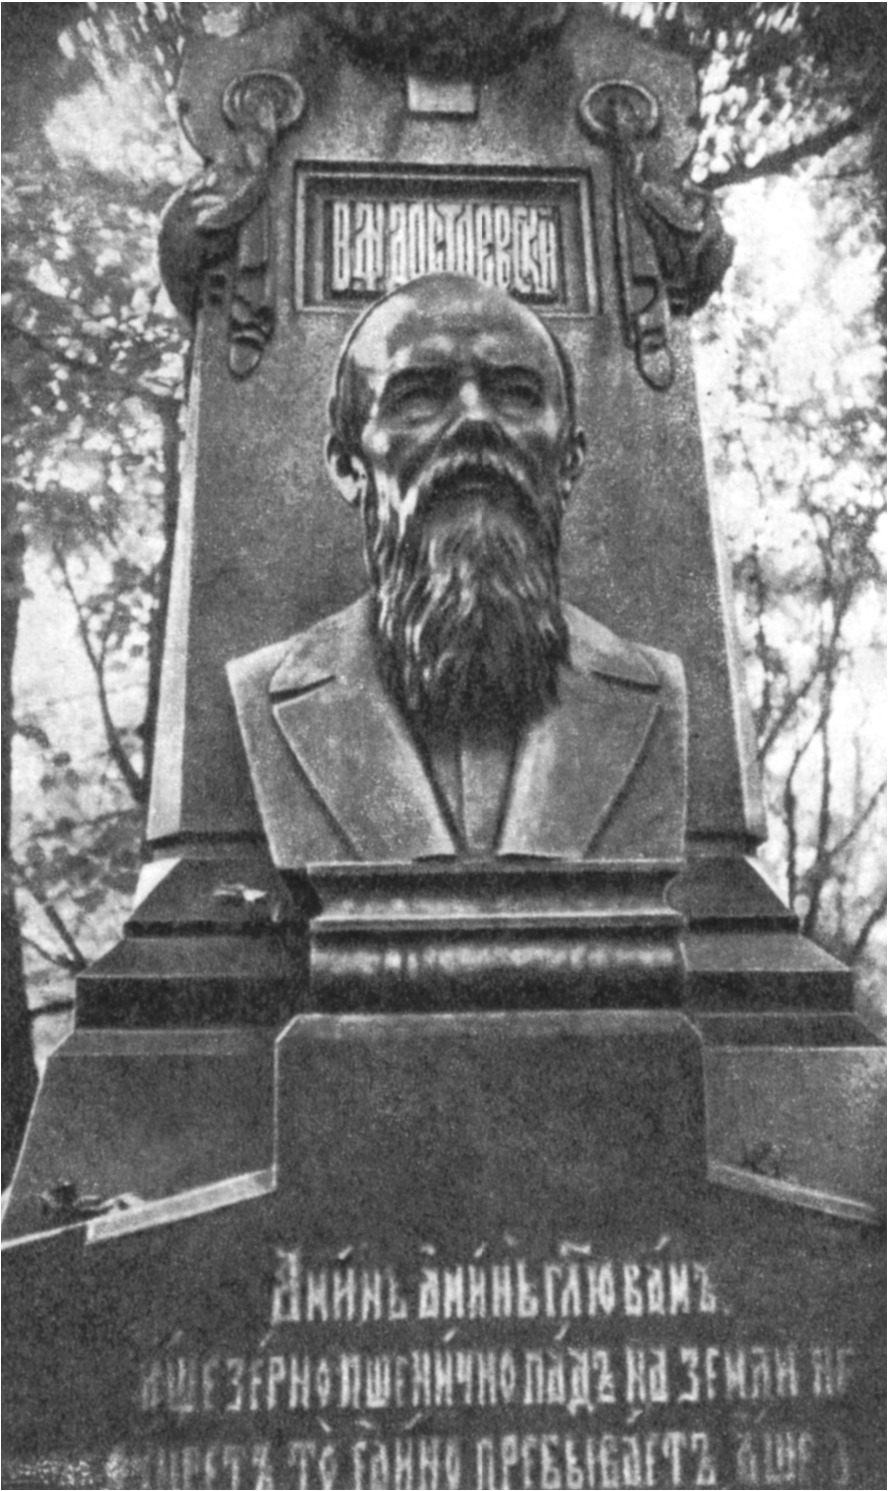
left=2, top=3, right=885, bottom=1178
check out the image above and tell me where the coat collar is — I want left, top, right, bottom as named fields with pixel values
left=269, top=596, right=660, bottom=861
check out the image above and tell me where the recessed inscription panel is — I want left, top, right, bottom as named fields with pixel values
left=297, top=167, right=596, bottom=312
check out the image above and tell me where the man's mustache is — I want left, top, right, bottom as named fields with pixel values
left=411, top=434, right=541, bottom=531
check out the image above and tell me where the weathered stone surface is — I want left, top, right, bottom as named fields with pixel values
left=3, top=1013, right=884, bottom=1489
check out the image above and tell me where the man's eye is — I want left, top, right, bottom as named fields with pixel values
left=491, top=374, right=543, bottom=411
left=385, top=378, right=446, bottom=418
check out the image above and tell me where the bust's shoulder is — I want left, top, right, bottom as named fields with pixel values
left=563, top=603, right=685, bottom=697
left=227, top=596, right=372, bottom=701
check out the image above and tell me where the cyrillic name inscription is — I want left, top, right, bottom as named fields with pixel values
left=299, top=168, right=593, bottom=310
left=329, top=200, right=561, bottom=300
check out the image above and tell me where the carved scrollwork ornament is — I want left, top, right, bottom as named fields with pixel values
left=158, top=69, right=305, bottom=380
left=579, top=80, right=734, bottom=393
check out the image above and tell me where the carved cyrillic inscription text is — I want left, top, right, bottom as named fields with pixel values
left=328, top=199, right=562, bottom=300
left=108, top=1242, right=863, bottom=1489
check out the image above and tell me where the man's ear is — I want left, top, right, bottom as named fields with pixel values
left=560, top=428, right=587, bottom=501
left=325, top=434, right=369, bottom=508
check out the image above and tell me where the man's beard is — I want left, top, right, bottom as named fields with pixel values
left=368, top=439, right=569, bottom=733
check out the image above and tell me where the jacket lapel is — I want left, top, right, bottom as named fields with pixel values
left=269, top=598, right=456, bottom=861
left=499, top=605, right=661, bottom=859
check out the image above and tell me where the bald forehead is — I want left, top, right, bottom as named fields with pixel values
left=346, top=276, right=565, bottom=390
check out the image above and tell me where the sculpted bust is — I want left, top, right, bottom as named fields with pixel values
left=228, top=274, right=686, bottom=866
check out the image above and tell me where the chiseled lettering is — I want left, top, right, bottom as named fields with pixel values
left=564, top=1436, right=586, bottom=1490
left=592, top=1347, right=617, bottom=1404
left=417, top=1436, right=440, bottom=1491
left=691, top=1431, right=719, bottom=1488
left=499, top=1349, right=517, bottom=1405
left=166, top=1356, right=198, bottom=1415
left=418, top=1267, right=439, bottom=1319
left=271, top=1249, right=301, bottom=1324
left=669, top=1261, right=691, bottom=1314
left=598, top=1433, right=621, bottom=1490
left=434, top=1349, right=454, bottom=1407
left=413, top=1349, right=433, bottom=1408
left=662, top=1430, right=688, bottom=1488
left=748, top=1345, right=772, bottom=1400
left=387, top=1268, right=410, bottom=1320
left=388, top=204, right=409, bottom=288
left=560, top=1262, right=584, bottom=1318
left=774, top=1344, right=799, bottom=1398
left=703, top=1346, right=720, bottom=1402
left=201, top=1355, right=220, bottom=1414
left=442, top=1265, right=464, bottom=1319
left=318, top=1444, right=337, bottom=1491
left=331, top=202, right=352, bottom=292
left=305, top=1266, right=329, bottom=1322
left=327, top=195, right=565, bottom=302
left=368, top=1440, right=389, bottom=1491
left=365, top=1354, right=392, bottom=1409
left=289, top=1354, right=310, bottom=1411
left=587, top=1262, right=616, bottom=1315
left=537, top=211, right=559, bottom=298
left=512, top=205, right=531, bottom=294
left=315, top=1356, right=332, bottom=1409
left=407, top=201, right=426, bottom=281
left=453, top=206, right=475, bottom=279
left=225, top=1357, right=245, bottom=1414
left=361, top=1268, right=384, bottom=1322
left=491, top=1263, right=513, bottom=1318
left=473, top=1351, right=495, bottom=1408
left=524, top=1350, right=545, bottom=1407
left=545, top=1350, right=567, bottom=1406
left=474, top=204, right=494, bottom=286
left=645, top=1264, right=666, bottom=1315
left=476, top=1438, right=496, bottom=1491
left=455, top=1349, right=474, bottom=1407
left=252, top=1441, right=274, bottom=1490
left=332, top=1265, right=356, bottom=1322
left=493, top=204, right=512, bottom=288
left=467, top=1264, right=487, bottom=1318
left=340, top=1352, right=361, bottom=1409
left=393, top=1438, right=414, bottom=1491
left=811, top=1344, right=854, bottom=1397
left=516, top=1259, right=540, bottom=1318
left=723, top=1345, right=747, bottom=1401
left=248, top=1358, right=265, bottom=1413
left=567, top=1347, right=593, bottom=1416
left=694, top=1263, right=718, bottom=1313
left=678, top=1345, right=701, bottom=1404
left=623, top=1264, right=645, bottom=1317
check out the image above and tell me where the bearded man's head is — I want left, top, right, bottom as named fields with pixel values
left=325, top=274, right=586, bottom=731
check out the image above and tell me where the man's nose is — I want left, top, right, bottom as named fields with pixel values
left=449, top=377, right=496, bottom=430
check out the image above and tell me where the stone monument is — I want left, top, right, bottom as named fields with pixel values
left=3, top=7, right=883, bottom=1489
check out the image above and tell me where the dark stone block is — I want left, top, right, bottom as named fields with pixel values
left=2, top=1029, right=274, bottom=1243
left=2, top=1011, right=884, bottom=1490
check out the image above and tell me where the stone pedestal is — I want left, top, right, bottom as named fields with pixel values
left=3, top=1013, right=884, bottom=1490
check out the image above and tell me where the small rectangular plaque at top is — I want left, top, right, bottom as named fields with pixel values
left=297, top=166, right=596, bottom=312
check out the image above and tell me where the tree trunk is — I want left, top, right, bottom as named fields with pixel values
left=2, top=478, right=37, bottom=1187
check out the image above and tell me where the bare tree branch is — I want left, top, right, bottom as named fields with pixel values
left=831, top=780, right=887, bottom=861
left=698, top=116, right=864, bottom=193
left=53, top=547, right=147, bottom=805
left=21, top=931, right=81, bottom=974
left=850, top=892, right=888, bottom=963
left=39, top=900, right=88, bottom=974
